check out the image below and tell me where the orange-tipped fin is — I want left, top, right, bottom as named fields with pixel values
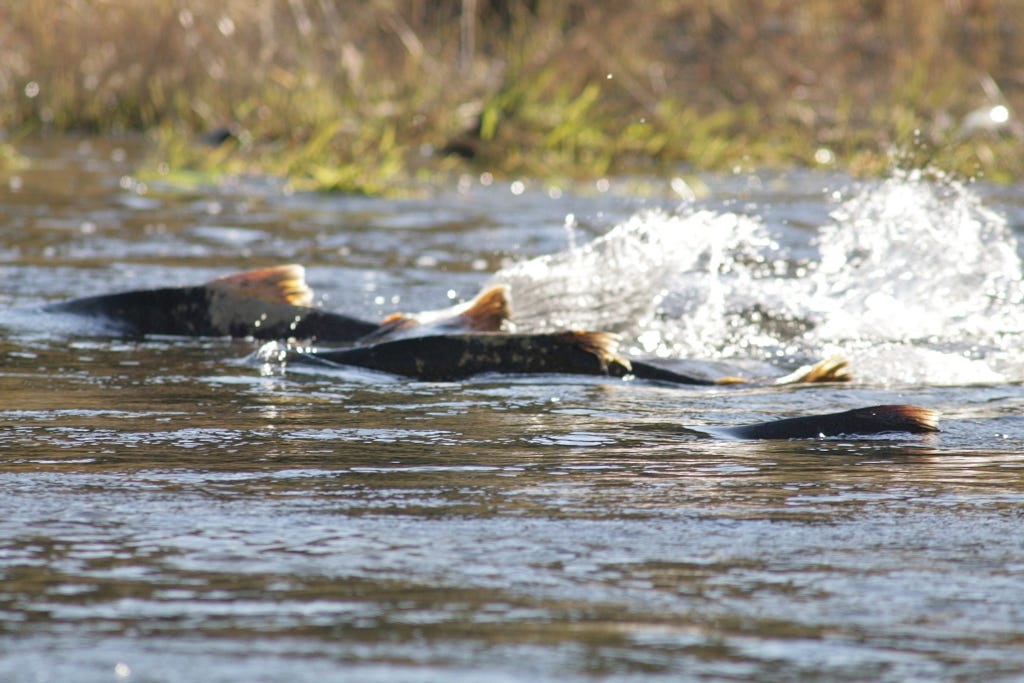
left=774, top=355, right=851, bottom=385
left=564, top=330, right=632, bottom=375
left=209, top=264, right=314, bottom=307
left=845, top=404, right=940, bottom=433
left=378, top=311, right=416, bottom=330
left=369, top=285, right=512, bottom=340
left=715, top=404, right=939, bottom=440
left=455, top=284, right=511, bottom=332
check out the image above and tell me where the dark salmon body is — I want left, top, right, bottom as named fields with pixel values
left=713, top=405, right=940, bottom=440
left=42, top=265, right=510, bottom=343
left=299, top=331, right=633, bottom=381
left=36, top=266, right=936, bottom=441
left=45, top=286, right=379, bottom=340
left=291, top=335, right=934, bottom=439
left=290, top=331, right=848, bottom=386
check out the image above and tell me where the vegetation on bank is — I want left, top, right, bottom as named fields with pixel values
left=2, top=1, right=1023, bottom=192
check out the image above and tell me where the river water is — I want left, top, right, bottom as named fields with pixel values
left=1, top=138, right=1023, bottom=682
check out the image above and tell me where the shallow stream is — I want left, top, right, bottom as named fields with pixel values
left=1, top=139, right=1023, bottom=682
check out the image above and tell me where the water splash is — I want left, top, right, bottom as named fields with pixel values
left=489, top=208, right=775, bottom=340
left=809, top=171, right=1023, bottom=344
left=493, top=172, right=1024, bottom=386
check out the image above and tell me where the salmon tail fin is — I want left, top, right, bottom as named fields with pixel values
left=376, top=311, right=417, bottom=332
left=369, top=285, right=512, bottom=340
left=564, top=330, right=633, bottom=375
left=844, top=404, right=940, bottom=433
left=773, top=355, right=851, bottom=385
left=209, top=265, right=314, bottom=307
left=457, top=284, right=511, bottom=332
left=718, top=404, right=939, bottom=440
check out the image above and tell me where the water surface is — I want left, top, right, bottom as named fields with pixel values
left=1, top=138, right=1023, bottom=682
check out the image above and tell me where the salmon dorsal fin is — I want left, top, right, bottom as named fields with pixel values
left=376, top=311, right=418, bottom=331
left=209, top=265, right=314, bottom=307
left=564, top=330, right=632, bottom=375
left=774, top=355, right=851, bottom=385
left=846, top=405, right=940, bottom=433
left=457, top=284, right=511, bottom=332
left=718, top=403, right=940, bottom=440
left=373, top=284, right=512, bottom=337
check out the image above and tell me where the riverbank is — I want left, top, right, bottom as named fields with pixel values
left=3, top=1, right=1022, bottom=192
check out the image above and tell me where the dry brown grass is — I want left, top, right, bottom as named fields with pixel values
left=2, top=1, right=1022, bottom=190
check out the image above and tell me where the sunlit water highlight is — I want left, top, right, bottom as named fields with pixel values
left=0, top=139, right=1023, bottom=683
left=495, top=170, right=1024, bottom=386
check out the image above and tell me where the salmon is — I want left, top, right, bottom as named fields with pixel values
left=295, top=331, right=633, bottom=381
left=627, top=355, right=850, bottom=386
left=45, top=264, right=510, bottom=342
left=359, top=283, right=510, bottom=341
left=45, top=265, right=852, bottom=390
left=714, top=404, right=939, bottom=439
left=288, top=330, right=850, bottom=385
left=37, top=266, right=938, bottom=443
left=282, top=330, right=924, bottom=438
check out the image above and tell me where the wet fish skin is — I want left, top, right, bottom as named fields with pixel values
left=621, top=359, right=717, bottom=386
left=41, top=265, right=510, bottom=342
left=45, top=286, right=219, bottom=337
left=295, top=333, right=847, bottom=386
left=299, top=331, right=633, bottom=381
left=45, top=286, right=380, bottom=340
left=717, top=404, right=939, bottom=440
left=621, top=355, right=849, bottom=387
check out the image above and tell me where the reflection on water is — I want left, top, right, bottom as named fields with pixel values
left=0, top=139, right=1023, bottom=682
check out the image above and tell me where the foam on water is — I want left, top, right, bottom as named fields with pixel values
left=809, top=171, right=1023, bottom=344
left=491, top=209, right=776, bottom=338
left=493, top=171, right=1024, bottom=386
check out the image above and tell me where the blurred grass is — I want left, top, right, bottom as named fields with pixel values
left=2, top=1, right=1023, bottom=192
